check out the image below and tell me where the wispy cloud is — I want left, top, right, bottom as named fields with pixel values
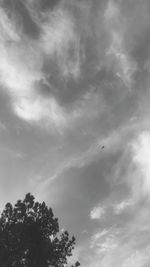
left=0, top=2, right=83, bottom=131
left=104, top=0, right=136, bottom=87
left=79, top=217, right=150, bottom=267
left=113, top=199, right=133, bottom=214
left=41, top=7, right=81, bottom=80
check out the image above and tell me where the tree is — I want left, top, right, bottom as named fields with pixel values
left=0, top=193, right=80, bottom=267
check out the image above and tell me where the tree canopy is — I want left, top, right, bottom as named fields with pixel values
left=0, top=193, right=80, bottom=267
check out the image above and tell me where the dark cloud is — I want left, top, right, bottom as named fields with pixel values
left=38, top=0, right=61, bottom=11
left=2, top=0, right=40, bottom=38
left=131, top=26, right=150, bottom=68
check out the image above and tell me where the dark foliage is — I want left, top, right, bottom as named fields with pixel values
left=0, top=193, right=80, bottom=267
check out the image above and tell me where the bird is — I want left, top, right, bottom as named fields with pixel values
left=101, top=145, right=105, bottom=149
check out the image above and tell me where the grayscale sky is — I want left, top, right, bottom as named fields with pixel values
left=1, top=0, right=150, bottom=266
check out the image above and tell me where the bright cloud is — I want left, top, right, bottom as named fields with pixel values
left=90, top=205, right=105, bottom=220
left=132, top=131, right=150, bottom=199
left=0, top=3, right=82, bottom=130
left=14, top=97, right=67, bottom=129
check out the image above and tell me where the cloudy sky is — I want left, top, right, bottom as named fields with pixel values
left=1, top=0, right=150, bottom=266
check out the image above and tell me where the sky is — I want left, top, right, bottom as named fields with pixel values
left=1, top=0, right=150, bottom=266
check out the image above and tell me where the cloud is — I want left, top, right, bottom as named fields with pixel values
left=79, top=217, right=150, bottom=267
left=0, top=0, right=139, bottom=134
left=2, top=0, right=40, bottom=39
left=101, top=128, right=150, bottom=205
left=80, top=227, right=119, bottom=267
left=0, top=0, right=147, bottom=137
left=0, top=0, right=150, bottom=262
left=122, top=249, right=150, bottom=267
left=90, top=228, right=118, bottom=253
left=27, top=0, right=61, bottom=12
left=131, top=131, right=150, bottom=200
left=14, top=97, right=68, bottom=130
left=76, top=129, right=150, bottom=267
left=90, top=205, right=105, bottom=220
left=104, top=0, right=136, bottom=87
left=0, top=7, right=20, bottom=42
left=0, top=2, right=83, bottom=131
left=40, top=7, right=81, bottom=80
left=113, top=199, right=133, bottom=214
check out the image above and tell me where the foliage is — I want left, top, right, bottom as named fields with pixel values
left=0, top=193, right=80, bottom=267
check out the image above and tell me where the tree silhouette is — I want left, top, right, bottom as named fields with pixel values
left=0, top=193, right=80, bottom=267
